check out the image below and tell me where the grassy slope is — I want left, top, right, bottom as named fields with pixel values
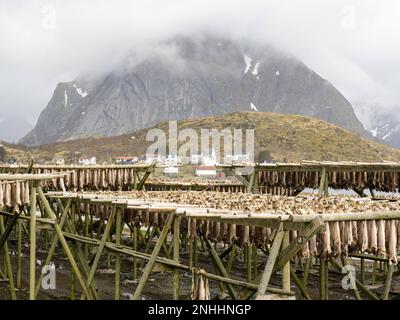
left=4, top=111, right=400, bottom=163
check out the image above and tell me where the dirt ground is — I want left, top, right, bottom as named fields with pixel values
left=1, top=239, right=399, bottom=300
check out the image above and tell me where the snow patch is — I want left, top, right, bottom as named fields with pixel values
left=250, top=102, right=259, bottom=112
left=252, top=62, right=260, bottom=75
left=73, top=84, right=88, bottom=98
left=382, top=131, right=392, bottom=140
left=275, top=70, right=280, bottom=76
left=64, top=90, right=68, bottom=107
left=370, top=127, right=378, bottom=137
left=243, top=54, right=252, bottom=74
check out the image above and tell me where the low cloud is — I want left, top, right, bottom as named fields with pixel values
left=1, top=0, right=400, bottom=136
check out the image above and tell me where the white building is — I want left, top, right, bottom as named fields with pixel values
left=225, top=153, right=252, bottom=164
left=145, top=154, right=165, bottom=164
left=165, top=154, right=179, bottom=166
left=202, top=149, right=218, bottom=166
left=190, top=154, right=202, bottom=165
left=52, top=157, right=65, bottom=165
left=79, top=157, right=97, bottom=165
left=195, top=165, right=217, bottom=177
left=164, top=166, right=179, bottom=175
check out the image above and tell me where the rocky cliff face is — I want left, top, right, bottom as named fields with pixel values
left=21, top=36, right=367, bottom=146
left=354, top=102, right=400, bottom=148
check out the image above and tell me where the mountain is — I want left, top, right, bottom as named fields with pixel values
left=20, top=35, right=367, bottom=146
left=0, top=116, right=33, bottom=143
left=9, top=112, right=400, bottom=163
left=354, top=102, right=400, bottom=148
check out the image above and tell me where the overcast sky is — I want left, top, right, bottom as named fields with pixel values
left=1, top=0, right=400, bottom=136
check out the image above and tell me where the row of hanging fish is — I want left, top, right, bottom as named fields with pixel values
left=0, top=181, right=30, bottom=211
left=36, top=168, right=143, bottom=191
left=257, top=170, right=400, bottom=192
left=73, top=191, right=400, bottom=262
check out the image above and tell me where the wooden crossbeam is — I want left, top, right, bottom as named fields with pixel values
left=273, top=218, right=325, bottom=273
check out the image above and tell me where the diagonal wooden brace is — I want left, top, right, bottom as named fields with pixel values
left=133, top=211, right=176, bottom=300
left=273, top=218, right=325, bottom=273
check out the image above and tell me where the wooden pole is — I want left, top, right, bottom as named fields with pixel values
left=303, top=256, right=312, bottom=287
left=290, top=267, right=311, bottom=300
left=16, top=219, right=22, bottom=289
left=246, top=243, right=252, bottom=283
left=34, top=199, right=72, bottom=297
left=360, top=258, right=365, bottom=284
left=0, top=215, right=16, bottom=300
left=256, top=222, right=284, bottom=297
left=226, top=243, right=236, bottom=274
left=382, top=263, right=394, bottom=300
left=333, top=257, right=377, bottom=300
left=133, top=211, right=175, bottom=300
left=319, top=258, right=326, bottom=300
left=318, top=167, right=327, bottom=197
left=115, top=207, right=122, bottom=300
left=204, top=237, right=236, bottom=299
left=282, top=231, right=291, bottom=291
left=132, top=224, right=138, bottom=280
left=252, top=244, right=258, bottom=279
left=173, top=216, right=180, bottom=300
left=80, top=205, right=116, bottom=300
left=36, top=187, right=93, bottom=300
left=29, top=183, right=37, bottom=300
left=70, top=202, right=76, bottom=300
left=54, top=199, right=99, bottom=299
left=188, top=237, right=194, bottom=268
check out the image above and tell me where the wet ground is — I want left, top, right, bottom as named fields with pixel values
left=1, top=239, right=399, bottom=300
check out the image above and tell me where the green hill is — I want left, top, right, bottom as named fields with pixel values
left=5, top=111, right=400, bottom=163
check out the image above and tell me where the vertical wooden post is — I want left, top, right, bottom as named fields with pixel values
left=115, top=207, right=122, bottom=300
left=29, top=183, right=37, bottom=300
left=246, top=243, right=252, bottom=283
left=319, top=259, right=325, bottom=300
left=70, top=202, right=76, bottom=300
left=132, top=223, right=138, bottom=280
left=303, top=256, right=312, bottom=287
left=371, top=260, right=377, bottom=285
left=193, top=237, right=198, bottom=267
left=70, top=244, right=76, bottom=300
left=16, top=219, right=22, bottom=289
left=247, top=170, right=256, bottom=193
left=382, top=263, right=394, bottom=300
left=319, top=258, right=328, bottom=300
left=0, top=215, right=16, bottom=300
left=84, top=212, right=89, bottom=260
left=133, top=211, right=175, bottom=300
left=360, top=258, right=365, bottom=284
left=252, top=244, right=258, bottom=279
left=35, top=199, right=71, bottom=297
left=188, top=237, right=194, bottom=268
left=133, top=172, right=138, bottom=190
left=256, top=223, right=284, bottom=297
left=318, top=167, right=327, bottom=197
left=226, top=243, right=236, bottom=274
left=282, top=231, right=291, bottom=292
left=36, top=187, right=93, bottom=300
left=173, top=216, right=180, bottom=300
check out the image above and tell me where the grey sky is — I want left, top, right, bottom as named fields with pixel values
left=1, top=0, right=399, bottom=133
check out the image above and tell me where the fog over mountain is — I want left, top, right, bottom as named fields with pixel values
left=1, top=1, right=400, bottom=142
left=20, top=36, right=366, bottom=145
